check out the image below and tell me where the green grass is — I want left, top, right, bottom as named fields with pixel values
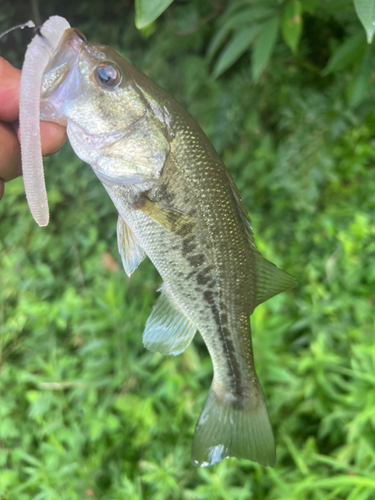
left=1, top=1, right=375, bottom=498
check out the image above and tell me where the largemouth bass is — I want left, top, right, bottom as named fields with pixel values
left=34, top=25, right=296, bottom=467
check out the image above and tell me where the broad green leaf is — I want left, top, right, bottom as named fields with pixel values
left=212, top=26, right=259, bottom=79
left=348, top=46, right=372, bottom=107
left=207, top=6, right=275, bottom=61
left=223, top=6, right=275, bottom=30
left=220, top=0, right=275, bottom=24
left=252, top=17, right=279, bottom=83
left=207, top=24, right=232, bottom=62
left=322, top=33, right=366, bottom=75
left=354, top=0, right=375, bottom=43
left=282, top=0, right=302, bottom=53
left=135, top=0, right=174, bottom=29
left=301, top=0, right=320, bottom=14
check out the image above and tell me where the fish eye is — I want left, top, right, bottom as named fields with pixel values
left=94, top=61, right=122, bottom=89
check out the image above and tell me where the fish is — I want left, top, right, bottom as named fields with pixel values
left=36, top=25, right=297, bottom=467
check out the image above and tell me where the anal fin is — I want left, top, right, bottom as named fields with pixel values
left=143, top=285, right=197, bottom=356
left=117, top=216, right=146, bottom=277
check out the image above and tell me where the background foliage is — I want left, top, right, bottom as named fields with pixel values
left=0, top=0, right=374, bottom=498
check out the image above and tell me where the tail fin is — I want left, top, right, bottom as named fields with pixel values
left=191, top=382, right=275, bottom=467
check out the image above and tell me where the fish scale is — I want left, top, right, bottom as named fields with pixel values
left=36, top=23, right=297, bottom=467
left=168, top=115, right=256, bottom=389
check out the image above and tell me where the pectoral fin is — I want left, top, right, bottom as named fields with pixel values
left=254, top=252, right=297, bottom=309
left=143, top=285, right=197, bottom=355
left=117, top=216, right=146, bottom=277
left=133, top=194, right=193, bottom=235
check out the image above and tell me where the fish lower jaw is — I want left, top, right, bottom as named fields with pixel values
left=40, top=101, right=68, bottom=126
left=66, top=120, right=160, bottom=186
left=93, top=167, right=155, bottom=187
left=67, top=119, right=127, bottom=149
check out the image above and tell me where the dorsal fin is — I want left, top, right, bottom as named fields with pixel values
left=226, top=173, right=297, bottom=308
left=254, top=252, right=297, bottom=308
left=143, top=285, right=197, bottom=356
left=117, top=216, right=146, bottom=277
left=226, top=172, right=256, bottom=246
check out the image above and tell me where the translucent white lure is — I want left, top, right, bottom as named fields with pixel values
left=19, top=16, right=70, bottom=226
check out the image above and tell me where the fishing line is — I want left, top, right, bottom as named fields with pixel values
left=0, top=20, right=35, bottom=41
left=31, top=0, right=41, bottom=27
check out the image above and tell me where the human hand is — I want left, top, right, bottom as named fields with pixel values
left=0, top=57, right=67, bottom=200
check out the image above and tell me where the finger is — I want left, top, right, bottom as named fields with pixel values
left=40, top=121, right=67, bottom=156
left=0, top=57, right=21, bottom=122
left=16, top=121, right=68, bottom=158
left=0, top=180, right=4, bottom=201
left=0, top=121, right=22, bottom=182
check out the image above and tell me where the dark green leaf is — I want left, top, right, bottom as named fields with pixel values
left=282, top=0, right=302, bottom=54
left=348, top=46, right=372, bottom=107
left=207, top=6, right=275, bottom=61
left=219, top=0, right=275, bottom=25
left=322, top=33, right=366, bottom=75
left=212, top=26, right=259, bottom=79
left=354, top=0, right=375, bottom=43
left=135, top=0, right=174, bottom=29
left=207, top=24, right=232, bottom=62
left=223, top=6, right=275, bottom=29
left=252, top=17, right=279, bottom=82
left=301, top=0, right=320, bottom=14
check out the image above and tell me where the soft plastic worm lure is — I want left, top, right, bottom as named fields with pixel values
left=19, top=16, right=70, bottom=226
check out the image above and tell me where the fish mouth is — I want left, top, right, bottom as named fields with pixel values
left=40, top=28, right=87, bottom=125
left=40, top=30, right=110, bottom=126
left=41, top=28, right=85, bottom=94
